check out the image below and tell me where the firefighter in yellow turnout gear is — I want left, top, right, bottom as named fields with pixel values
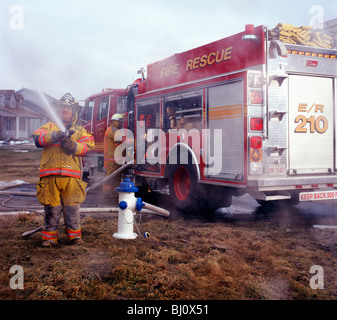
left=103, top=113, right=125, bottom=204
left=32, top=93, right=94, bottom=247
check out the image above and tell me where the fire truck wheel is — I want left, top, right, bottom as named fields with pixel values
left=168, top=163, right=199, bottom=214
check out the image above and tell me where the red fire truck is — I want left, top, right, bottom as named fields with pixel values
left=80, top=88, right=126, bottom=180
left=81, top=22, right=337, bottom=213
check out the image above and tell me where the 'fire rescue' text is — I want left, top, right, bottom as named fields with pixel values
left=160, top=47, right=233, bottom=78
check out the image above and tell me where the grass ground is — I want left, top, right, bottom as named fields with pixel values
left=0, top=145, right=337, bottom=300
left=1, top=213, right=337, bottom=300
left=0, top=144, right=42, bottom=184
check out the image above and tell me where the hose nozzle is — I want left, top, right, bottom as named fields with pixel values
left=61, top=129, right=75, bottom=138
left=61, top=129, right=69, bottom=137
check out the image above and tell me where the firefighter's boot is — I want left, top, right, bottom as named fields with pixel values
left=63, top=205, right=82, bottom=244
left=42, top=205, right=62, bottom=247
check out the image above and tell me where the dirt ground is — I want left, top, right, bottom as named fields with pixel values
left=0, top=142, right=42, bottom=184
left=1, top=144, right=337, bottom=301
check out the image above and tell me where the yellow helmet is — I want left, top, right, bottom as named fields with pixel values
left=111, top=113, right=124, bottom=121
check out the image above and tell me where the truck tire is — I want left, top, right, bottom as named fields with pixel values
left=168, top=163, right=232, bottom=215
left=168, top=163, right=200, bottom=214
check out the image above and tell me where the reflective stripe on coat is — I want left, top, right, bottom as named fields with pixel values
left=32, top=122, right=94, bottom=178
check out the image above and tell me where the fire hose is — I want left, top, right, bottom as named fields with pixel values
left=0, top=160, right=170, bottom=237
left=0, top=161, right=135, bottom=210
left=20, top=205, right=169, bottom=238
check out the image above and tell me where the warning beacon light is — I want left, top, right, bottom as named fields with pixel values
left=242, top=24, right=258, bottom=41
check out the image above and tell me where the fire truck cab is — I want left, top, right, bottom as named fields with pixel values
left=124, top=22, right=337, bottom=213
left=80, top=88, right=125, bottom=180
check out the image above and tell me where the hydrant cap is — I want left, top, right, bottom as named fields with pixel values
left=116, top=176, right=139, bottom=193
left=119, top=200, right=128, bottom=210
left=136, top=197, right=145, bottom=211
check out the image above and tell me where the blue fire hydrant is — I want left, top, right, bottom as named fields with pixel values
left=113, top=176, right=144, bottom=239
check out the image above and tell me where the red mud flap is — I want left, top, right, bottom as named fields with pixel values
left=299, top=190, right=337, bottom=201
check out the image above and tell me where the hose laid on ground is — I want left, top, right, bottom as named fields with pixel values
left=0, top=191, right=36, bottom=197
left=3, top=207, right=169, bottom=217
left=0, top=160, right=171, bottom=237
left=0, top=161, right=134, bottom=209
left=20, top=206, right=169, bottom=237
left=20, top=207, right=119, bottom=237
left=0, top=192, right=41, bottom=210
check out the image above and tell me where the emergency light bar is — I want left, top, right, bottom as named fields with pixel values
left=242, top=24, right=258, bottom=41
left=287, top=49, right=336, bottom=59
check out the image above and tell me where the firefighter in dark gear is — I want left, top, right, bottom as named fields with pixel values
left=32, top=93, right=94, bottom=247
left=103, top=113, right=125, bottom=204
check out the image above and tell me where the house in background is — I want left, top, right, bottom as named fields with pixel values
left=0, top=89, right=56, bottom=141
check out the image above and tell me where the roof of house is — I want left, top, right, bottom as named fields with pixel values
left=16, top=88, right=57, bottom=118
left=0, top=90, right=23, bottom=101
left=0, top=106, right=45, bottom=118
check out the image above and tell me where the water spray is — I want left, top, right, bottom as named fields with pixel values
left=3, top=31, right=69, bottom=137
left=37, top=91, right=69, bottom=135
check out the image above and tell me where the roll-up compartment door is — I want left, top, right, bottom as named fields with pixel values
left=206, top=81, right=244, bottom=179
left=288, top=75, right=334, bottom=174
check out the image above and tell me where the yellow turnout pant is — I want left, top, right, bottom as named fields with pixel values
left=36, top=176, right=87, bottom=244
left=36, top=176, right=87, bottom=207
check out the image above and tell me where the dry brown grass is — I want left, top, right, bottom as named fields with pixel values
left=1, top=213, right=337, bottom=300
left=1, top=145, right=337, bottom=301
left=0, top=145, right=42, bottom=184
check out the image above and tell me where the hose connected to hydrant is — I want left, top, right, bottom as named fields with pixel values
left=17, top=162, right=170, bottom=238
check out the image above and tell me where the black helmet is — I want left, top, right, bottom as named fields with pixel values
left=55, top=93, right=79, bottom=114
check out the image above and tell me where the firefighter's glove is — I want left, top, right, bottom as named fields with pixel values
left=60, top=137, right=77, bottom=155
left=52, top=129, right=75, bottom=142
left=52, top=131, right=63, bottom=142
left=32, top=135, right=43, bottom=148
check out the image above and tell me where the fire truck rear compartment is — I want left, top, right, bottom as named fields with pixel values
left=248, top=74, right=336, bottom=201
left=288, top=75, right=334, bottom=175
left=247, top=43, right=337, bottom=203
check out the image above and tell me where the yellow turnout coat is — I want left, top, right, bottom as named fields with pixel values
left=33, top=122, right=94, bottom=206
